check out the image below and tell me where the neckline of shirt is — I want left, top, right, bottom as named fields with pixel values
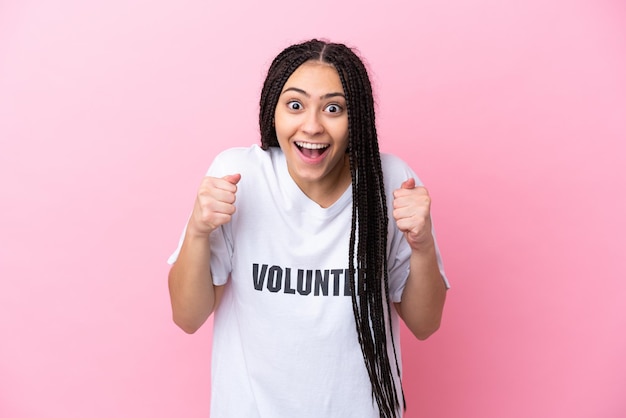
left=269, top=147, right=352, bottom=219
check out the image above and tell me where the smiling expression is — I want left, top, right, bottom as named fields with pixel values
left=274, top=60, right=351, bottom=206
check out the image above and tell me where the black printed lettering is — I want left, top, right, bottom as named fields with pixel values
left=252, top=263, right=267, bottom=291
left=251, top=264, right=359, bottom=296
left=284, top=267, right=295, bottom=294
left=331, top=269, right=343, bottom=296
left=267, top=265, right=282, bottom=293
left=297, top=269, right=312, bottom=296
left=314, top=270, right=329, bottom=296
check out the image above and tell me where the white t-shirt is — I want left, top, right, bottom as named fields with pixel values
left=169, top=145, right=448, bottom=418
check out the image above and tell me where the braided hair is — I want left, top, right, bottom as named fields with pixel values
left=259, top=39, right=405, bottom=417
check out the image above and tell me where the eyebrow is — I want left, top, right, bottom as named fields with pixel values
left=281, top=87, right=345, bottom=100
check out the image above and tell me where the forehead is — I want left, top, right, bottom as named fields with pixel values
left=282, top=61, right=344, bottom=93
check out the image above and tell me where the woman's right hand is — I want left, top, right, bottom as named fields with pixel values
left=188, top=173, right=241, bottom=237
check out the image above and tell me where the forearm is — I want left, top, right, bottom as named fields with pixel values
left=396, top=241, right=447, bottom=340
left=168, top=229, right=217, bottom=334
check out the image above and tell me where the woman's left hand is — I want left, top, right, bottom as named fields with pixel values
left=392, top=178, right=435, bottom=251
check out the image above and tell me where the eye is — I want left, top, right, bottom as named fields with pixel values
left=287, top=101, right=302, bottom=111
left=325, top=104, right=342, bottom=113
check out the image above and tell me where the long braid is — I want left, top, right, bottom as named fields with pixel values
left=342, top=54, right=403, bottom=416
left=348, top=56, right=406, bottom=412
left=259, top=39, right=405, bottom=417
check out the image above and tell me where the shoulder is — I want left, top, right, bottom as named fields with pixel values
left=380, top=153, right=410, bottom=172
left=208, top=145, right=273, bottom=176
left=212, top=144, right=268, bottom=164
left=380, top=153, right=424, bottom=188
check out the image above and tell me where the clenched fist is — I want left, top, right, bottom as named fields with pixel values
left=188, top=173, right=241, bottom=237
left=392, top=178, right=434, bottom=251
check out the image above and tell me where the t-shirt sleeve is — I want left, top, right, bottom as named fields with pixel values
left=166, top=151, right=235, bottom=286
left=388, top=228, right=449, bottom=303
left=385, top=157, right=450, bottom=303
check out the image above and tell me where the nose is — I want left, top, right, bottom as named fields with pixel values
left=301, top=110, right=324, bottom=136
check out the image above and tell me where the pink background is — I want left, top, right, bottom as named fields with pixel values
left=1, top=0, right=625, bottom=417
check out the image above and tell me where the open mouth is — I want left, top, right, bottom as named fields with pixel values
left=295, top=141, right=330, bottom=159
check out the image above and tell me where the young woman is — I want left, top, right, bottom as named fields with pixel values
left=168, top=39, right=449, bottom=418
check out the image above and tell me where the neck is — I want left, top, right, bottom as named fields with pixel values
left=291, top=155, right=351, bottom=208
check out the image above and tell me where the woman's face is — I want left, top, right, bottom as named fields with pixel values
left=274, top=60, right=350, bottom=201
